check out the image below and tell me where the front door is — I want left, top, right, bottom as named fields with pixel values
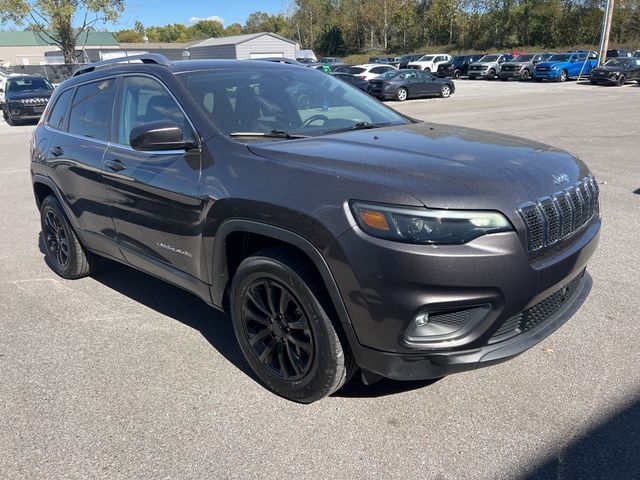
left=102, top=75, right=206, bottom=282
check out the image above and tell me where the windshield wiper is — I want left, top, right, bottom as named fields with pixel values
left=322, top=121, right=392, bottom=135
left=229, top=129, right=308, bottom=139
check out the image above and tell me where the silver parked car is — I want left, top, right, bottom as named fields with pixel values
left=467, top=53, right=514, bottom=80
left=499, top=53, right=552, bottom=81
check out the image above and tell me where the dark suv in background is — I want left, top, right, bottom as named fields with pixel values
left=30, top=54, right=600, bottom=403
left=1, top=74, right=53, bottom=125
left=436, top=54, right=485, bottom=78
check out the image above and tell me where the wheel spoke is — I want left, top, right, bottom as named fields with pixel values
left=243, top=304, right=270, bottom=326
left=277, top=343, right=291, bottom=379
left=287, top=334, right=312, bottom=354
left=247, top=289, right=271, bottom=317
left=278, top=289, right=292, bottom=316
left=287, top=318, right=307, bottom=330
left=285, top=341, right=303, bottom=376
left=265, top=282, right=277, bottom=315
left=248, top=328, right=270, bottom=347
left=258, top=338, right=277, bottom=363
left=45, top=211, right=57, bottom=233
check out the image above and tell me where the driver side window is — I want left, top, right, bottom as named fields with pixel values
left=117, top=76, right=192, bottom=146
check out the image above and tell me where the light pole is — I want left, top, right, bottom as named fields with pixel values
left=597, top=0, right=615, bottom=65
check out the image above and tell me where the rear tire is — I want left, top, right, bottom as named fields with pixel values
left=230, top=248, right=355, bottom=403
left=396, top=87, right=408, bottom=102
left=40, top=195, right=95, bottom=279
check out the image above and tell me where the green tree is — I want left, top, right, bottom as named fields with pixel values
left=189, top=19, right=224, bottom=40
left=115, top=28, right=143, bottom=43
left=0, top=0, right=125, bottom=63
left=225, top=22, right=244, bottom=35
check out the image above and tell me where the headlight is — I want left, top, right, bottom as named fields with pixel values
left=351, top=202, right=513, bottom=245
left=551, top=66, right=559, bottom=70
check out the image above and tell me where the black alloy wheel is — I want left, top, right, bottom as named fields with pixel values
left=487, top=69, right=496, bottom=80
left=43, top=205, right=70, bottom=269
left=617, top=75, right=626, bottom=86
left=39, top=195, right=95, bottom=279
left=230, top=248, right=356, bottom=403
left=453, top=69, right=462, bottom=78
left=241, top=279, right=314, bottom=381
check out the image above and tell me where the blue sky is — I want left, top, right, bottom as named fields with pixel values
left=115, top=0, right=290, bottom=29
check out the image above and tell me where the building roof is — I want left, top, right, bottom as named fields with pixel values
left=0, top=31, right=119, bottom=47
left=119, top=42, right=195, bottom=50
left=189, top=32, right=295, bottom=49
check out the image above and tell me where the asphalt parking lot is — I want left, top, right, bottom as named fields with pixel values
left=1, top=79, right=639, bottom=479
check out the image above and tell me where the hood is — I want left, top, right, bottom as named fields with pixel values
left=6, top=90, right=53, bottom=101
left=594, top=65, right=625, bottom=73
left=247, top=123, right=589, bottom=216
left=536, top=60, right=571, bottom=68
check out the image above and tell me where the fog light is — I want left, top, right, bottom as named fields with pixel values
left=11, top=110, right=20, bottom=115
left=405, top=305, right=491, bottom=345
left=414, top=312, right=430, bottom=326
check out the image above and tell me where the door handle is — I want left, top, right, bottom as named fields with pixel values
left=105, top=159, right=126, bottom=172
left=50, top=146, right=64, bottom=157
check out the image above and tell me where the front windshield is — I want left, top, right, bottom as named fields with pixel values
left=7, top=77, right=53, bottom=92
left=479, top=55, right=499, bottom=62
left=418, top=55, right=434, bottom=61
left=548, top=54, right=571, bottom=62
left=513, top=54, right=535, bottom=62
left=604, top=58, right=631, bottom=67
left=180, top=67, right=408, bottom=138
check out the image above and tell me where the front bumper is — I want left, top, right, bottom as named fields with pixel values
left=468, top=69, right=489, bottom=77
left=5, top=103, right=46, bottom=119
left=590, top=75, right=619, bottom=84
left=498, top=70, right=522, bottom=79
left=343, top=272, right=592, bottom=380
left=326, top=215, right=600, bottom=380
left=533, top=70, right=561, bottom=79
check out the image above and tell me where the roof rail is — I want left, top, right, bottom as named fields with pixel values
left=72, top=53, right=171, bottom=77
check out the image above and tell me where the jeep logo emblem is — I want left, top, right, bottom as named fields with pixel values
left=552, top=173, right=570, bottom=185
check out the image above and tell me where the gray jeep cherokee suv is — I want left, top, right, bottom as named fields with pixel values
left=30, top=54, right=600, bottom=403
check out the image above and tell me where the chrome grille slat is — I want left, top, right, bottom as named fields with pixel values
left=519, top=176, right=599, bottom=253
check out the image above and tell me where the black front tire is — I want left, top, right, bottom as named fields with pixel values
left=453, top=69, right=462, bottom=79
left=617, top=75, right=626, bottom=86
left=520, top=69, right=531, bottom=81
left=230, top=248, right=355, bottom=403
left=3, top=107, right=15, bottom=126
left=559, top=70, right=568, bottom=82
left=487, top=69, right=496, bottom=80
left=40, top=196, right=95, bottom=279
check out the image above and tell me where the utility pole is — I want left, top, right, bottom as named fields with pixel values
left=597, top=0, right=615, bottom=66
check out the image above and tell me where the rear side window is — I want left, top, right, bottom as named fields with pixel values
left=47, top=88, right=73, bottom=131
left=68, top=79, right=115, bottom=141
left=116, top=76, right=191, bottom=146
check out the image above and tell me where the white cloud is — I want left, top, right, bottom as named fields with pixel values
left=189, top=15, right=225, bottom=25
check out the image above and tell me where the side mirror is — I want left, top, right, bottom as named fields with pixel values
left=130, top=120, right=193, bottom=152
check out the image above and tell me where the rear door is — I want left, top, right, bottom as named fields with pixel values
left=102, top=74, right=206, bottom=282
left=44, top=79, right=121, bottom=257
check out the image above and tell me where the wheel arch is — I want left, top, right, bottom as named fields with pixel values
left=211, top=219, right=352, bottom=326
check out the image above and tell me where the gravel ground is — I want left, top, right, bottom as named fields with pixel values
left=1, top=79, right=639, bottom=480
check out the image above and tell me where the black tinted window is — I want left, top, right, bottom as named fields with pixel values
left=47, top=88, right=73, bottom=131
left=117, top=76, right=191, bottom=146
left=68, top=79, right=115, bottom=141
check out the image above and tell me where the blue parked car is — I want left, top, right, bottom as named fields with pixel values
left=533, top=51, right=598, bottom=82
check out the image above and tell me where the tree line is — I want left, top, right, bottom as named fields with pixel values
left=116, top=1, right=640, bottom=54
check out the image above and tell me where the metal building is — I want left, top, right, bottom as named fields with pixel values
left=187, top=32, right=296, bottom=60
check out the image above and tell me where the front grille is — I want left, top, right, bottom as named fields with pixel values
left=469, top=65, right=481, bottom=70
left=489, top=270, right=585, bottom=343
left=20, top=98, right=49, bottom=106
left=519, top=176, right=599, bottom=253
left=502, top=65, right=514, bottom=71
left=537, top=66, right=550, bottom=72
